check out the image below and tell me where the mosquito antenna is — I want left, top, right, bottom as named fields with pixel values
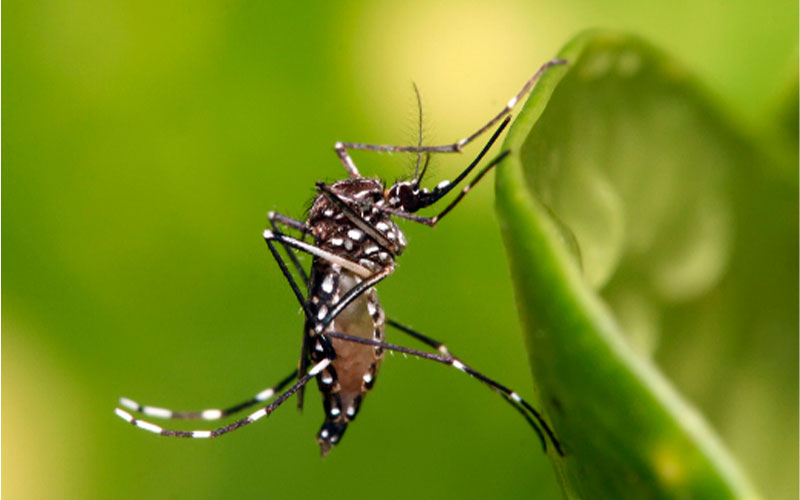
left=412, top=82, right=424, bottom=184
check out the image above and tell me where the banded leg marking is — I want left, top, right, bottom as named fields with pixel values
left=115, top=359, right=331, bottom=438
left=118, top=370, right=297, bottom=421
left=324, top=331, right=563, bottom=455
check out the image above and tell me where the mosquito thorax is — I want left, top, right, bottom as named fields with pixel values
left=309, top=178, right=407, bottom=268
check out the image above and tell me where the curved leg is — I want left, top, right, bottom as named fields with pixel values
left=324, top=331, right=563, bottom=455
left=118, top=370, right=297, bottom=421
left=115, top=359, right=331, bottom=438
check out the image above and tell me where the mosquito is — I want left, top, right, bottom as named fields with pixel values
left=116, top=58, right=567, bottom=457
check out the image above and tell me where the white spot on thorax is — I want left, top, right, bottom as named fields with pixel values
left=321, top=275, right=335, bottom=293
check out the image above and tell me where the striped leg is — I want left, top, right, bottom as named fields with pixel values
left=118, top=370, right=297, bottom=421
left=324, top=331, right=563, bottom=456
left=335, top=59, right=567, bottom=157
left=268, top=211, right=311, bottom=287
left=266, top=211, right=314, bottom=410
left=115, top=359, right=331, bottom=438
left=386, top=319, right=548, bottom=447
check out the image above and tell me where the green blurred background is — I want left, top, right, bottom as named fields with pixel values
left=3, top=1, right=796, bottom=499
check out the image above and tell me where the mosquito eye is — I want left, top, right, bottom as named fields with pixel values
left=391, top=184, right=419, bottom=212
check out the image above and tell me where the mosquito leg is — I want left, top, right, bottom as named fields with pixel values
left=115, top=359, right=332, bottom=438
left=264, top=214, right=317, bottom=410
left=385, top=318, right=546, bottom=449
left=295, top=333, right=311, bottom=412
left=264, top=236, right=316, bottom=321
left=263, top=230, right=372, bottom=278
left=118, top=370, right=297, bottom=421
left=337, top=59, right=566, bottom=156
left=324, top=331, right=562, bottom=455
left=263, top=230, right=340, bottom=394
left=268, top=211, right=309, bottom=234
left=268, top=211, right=311, bottom=286
left=386, top=318, right=452, bottom=357
left=334, top=142, right=361, bottom=178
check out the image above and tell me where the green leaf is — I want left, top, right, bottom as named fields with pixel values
left=496, top=31, right=795, bottom=499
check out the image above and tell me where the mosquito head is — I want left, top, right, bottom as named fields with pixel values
left=385, top=181, right=417, bottom=212
left=385, top=176, right=452, bottom=213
